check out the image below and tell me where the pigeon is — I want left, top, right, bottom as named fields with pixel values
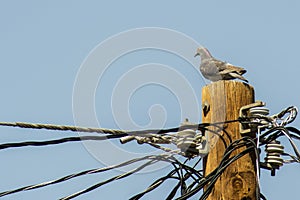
left=194, top=47, right=248, bottom=82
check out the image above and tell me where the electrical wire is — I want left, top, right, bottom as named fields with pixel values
left=174, top=136, right=258, bottom=200
left=60, top=154, right=181, bottom=200
left=260, top=127, right=300, bottom=159
left=130, top=167, right=180, bottom=200
left=60, top=159, right=158, bottom=200
left=0, top=154, right=175, bottom=198
left=130, top=157, right=204, bottom=200
left=0, top=135, right=127, bottom=151
left=2, top=115, right=300, bottom=199
left=0, top=118, right=252, bottom=199
left=0, top=119, right=241, bottom=154
left=0, top=121, right=126, bottom=135
left=0, top=119, right=241, bottom=136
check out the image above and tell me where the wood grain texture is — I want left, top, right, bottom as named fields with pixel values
left=202, top=80, right=257, bottom=200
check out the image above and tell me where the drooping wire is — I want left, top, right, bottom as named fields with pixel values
left=60, top=159, right=158, bottom=200
left=0, top=154, right=177, bottom=198
left=174, top=136, right=258, bottom=200
left=0, top=118, right=250, bottom=199
left=2, top=115, right=300, bottom=199
left=60, top=154, right=186, bottom=200
left=130, top=158, right=203, bottom=200
left=200, top=137, right=258, bottom=200
left=0, top=119, right=240, bottom=153
left=129, top=168, right=180, bottom=200
left=0, top=135, right=127, bottom=151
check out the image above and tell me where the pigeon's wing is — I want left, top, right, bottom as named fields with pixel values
left=213, top=60, right=235, bottom=73
left=200, top=59, right=220, bottom=75
left=217, top=62, right=247, bottom=75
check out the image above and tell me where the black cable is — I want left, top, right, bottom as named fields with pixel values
left=166, top=171, right=194, bottom=200
left=286, top=126, right=300, bottom=139
left=175, top=137, right=258, bottom=200
left=165, top=160, right=202, bottom=200
left=0, top=118, right=269, bottom=199
left=200, top=146, right=255, bottom=200
left=129, top=168, right=179, bottom=200
left=0, top=119, right=242, bottom=152
left=260, top=192, right=268, bottom=200
left=200, top=140, right=257, bottom=200
left=282, top=152, right=300, bottom=163
left=203, top=127, right=228, bottom=148
left=125, top=119, right=241, bottom=136
left=60, top=154, right=178, bottom=200
left=206, top=123, right=233, bottom=144
left=131, top=157, right=204, bottom=200
left=0, top=154, right=174, bottom=198
left=60, top=159, right=158, bottom=200
left=0, top=134, right=127, bottom=151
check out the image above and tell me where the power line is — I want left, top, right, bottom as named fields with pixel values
left=0, top=106, right=300, bottom=199
left=0, top=135, right=127, bottom=151
left=0, top=119, right=240, bottom=135
left=0, top=121, right=126, bottom=135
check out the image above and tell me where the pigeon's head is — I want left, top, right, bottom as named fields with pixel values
left=194, top=47, right=212, bottom=60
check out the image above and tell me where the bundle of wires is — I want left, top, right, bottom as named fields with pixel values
left=0, top=120, right=234, bottom=199
left=0, top=114, right=299, bottom=199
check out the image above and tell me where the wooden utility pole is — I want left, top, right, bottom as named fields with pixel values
left=202, top=81, right=258, bottom=200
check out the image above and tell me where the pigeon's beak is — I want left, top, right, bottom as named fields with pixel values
left=194, top=52, right=200, bottom=57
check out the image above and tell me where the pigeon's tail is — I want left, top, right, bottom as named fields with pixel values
left=238, top=68, right=247, bottom=75
left=228, top=72, right=248, bottom=82
left=225, top=63, right=247, bottom=75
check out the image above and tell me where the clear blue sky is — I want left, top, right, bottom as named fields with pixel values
left=0, top=1, right=300, bottom=199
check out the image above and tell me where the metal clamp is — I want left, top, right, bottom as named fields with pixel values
left=120, top=118, right=209, bottom=158
left=120, top=134, right=172, bottom=145
left=239, top=101, right=269, bottom=135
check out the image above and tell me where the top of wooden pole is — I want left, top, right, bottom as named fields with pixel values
left=202, top=80, right=257, bottom=200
